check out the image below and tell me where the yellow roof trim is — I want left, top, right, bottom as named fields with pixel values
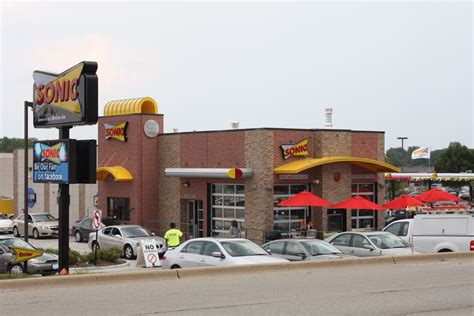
left=103, top=97, right=158, bottom=116
left=96, top=166, right=133, bottom=182
left=274, top=156, right=400, bottom=174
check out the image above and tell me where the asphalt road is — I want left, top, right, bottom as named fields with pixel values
left=1, top=258, right=473, bottom=315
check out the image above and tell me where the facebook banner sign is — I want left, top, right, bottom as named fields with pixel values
left=33, top=140, right=77, bottom=184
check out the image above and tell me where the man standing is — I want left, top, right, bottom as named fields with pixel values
left=164, top=222, right=183, bottom=248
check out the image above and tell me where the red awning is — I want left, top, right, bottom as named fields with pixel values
left=278, top=191, right=332, bottom=207
left=332, top=196, right=385, bottom=210
left=415, top=188, right=462, bottom=202
left=383, top=195, right=425, bottom=209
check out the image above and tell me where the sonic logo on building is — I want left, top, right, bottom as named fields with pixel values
left=33, top=61, right=98, bottom=128
left=105, top=122, right=128, bottom=142
left=281, top=139, right=309, bottom=160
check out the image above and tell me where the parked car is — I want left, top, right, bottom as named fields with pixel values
left=325, top=231, right=414, bottom=257
left=162, top=238, right=289, bottom=269
left=73, top=216, right=124, bottom=243
left=383, top=214, right=474, bottom=253
left=0, top=237, right=58, bottom=275
left=88, top=225, right=166, bottom=259
left=0, top=214, right=13, bottom=234
left=262, top=239, right=355, bottom=261
left=72, top=217, right=96, bottom=242
left=13, top=213, right=59, bottom=239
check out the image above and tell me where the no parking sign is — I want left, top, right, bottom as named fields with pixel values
left=141, top=239, right=161, bottom=268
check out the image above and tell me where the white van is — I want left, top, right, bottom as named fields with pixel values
left=382, top=214, right=474, bottom=253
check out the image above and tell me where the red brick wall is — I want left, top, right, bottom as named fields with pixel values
left=351, top=132, right=380, bottom=160
left=98, top=114, right=163, bottom=225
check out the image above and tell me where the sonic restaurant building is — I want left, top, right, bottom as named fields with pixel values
left=97, top=97, right=399, bottom=242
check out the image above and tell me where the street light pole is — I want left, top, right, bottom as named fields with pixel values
left=397, top=136, right=408, bottom=172
left=24, top=101, right=33, bottom=273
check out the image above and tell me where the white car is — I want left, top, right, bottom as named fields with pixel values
left=325, top=231, right=415, bottom=257
left=88, top=225, right=166, bottom=259
left=161, top=238, right=289, bottom=269
left=0, top=214, right=13, bottom=234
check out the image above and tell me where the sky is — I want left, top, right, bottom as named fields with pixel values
left=0, top=0, right=472, bottom=151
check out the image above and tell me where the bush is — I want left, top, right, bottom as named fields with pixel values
left=83, top=247, right=122, bottom=263
left=36, top=248, right=83, bottom=266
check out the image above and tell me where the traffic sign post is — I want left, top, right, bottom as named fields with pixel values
left=92, top=209, right=102, bottom=265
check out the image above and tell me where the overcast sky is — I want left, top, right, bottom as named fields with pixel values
left=1, top=1, right=472, bottom=151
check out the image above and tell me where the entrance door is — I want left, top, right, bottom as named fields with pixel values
left=327, top=209, right=347, bottom=232
left=186, top=200, right=204, bottom=239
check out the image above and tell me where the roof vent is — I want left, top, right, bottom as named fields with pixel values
left=231, top=121, right=240, bottom=129
left=325, top=108, right=333, bottom=127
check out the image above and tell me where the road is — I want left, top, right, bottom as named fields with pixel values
left=1, top=258, right=473, bottom=315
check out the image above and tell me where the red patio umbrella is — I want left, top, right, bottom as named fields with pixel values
left=383, top=195, right=425, bottom=209
left=415, top=188, right=462, bottom=202
left=278, top=191, right=332, bottom=207
left=331, top=196, right=385, bottom=210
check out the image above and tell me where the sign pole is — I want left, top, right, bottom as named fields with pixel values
left=23, top=101, right=33, bottom=273
left=94, top=229, right=98, bottom=265
left=58, top=126, right=71, bottom=274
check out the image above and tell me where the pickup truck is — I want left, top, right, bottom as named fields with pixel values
left=382, top=214, right=474, bottom=253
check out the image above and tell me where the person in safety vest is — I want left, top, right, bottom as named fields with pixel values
left=164, top=222, right=183, bottom=248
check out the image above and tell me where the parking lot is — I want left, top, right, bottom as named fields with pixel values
left=0, top=233, right=91, bottom=253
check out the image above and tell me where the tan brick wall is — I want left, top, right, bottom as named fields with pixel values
left=157, top=134, right=181, bottom=233
left=244, top=130, right=274, bottom=243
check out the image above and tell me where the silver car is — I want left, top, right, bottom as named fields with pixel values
left=88, top=225, right=166, bottom=259
left=161, top=238, right=289, bottom=269
left=325, top=231, right=415, bottom=257
left=262, top=239, right=355, bottom=261
left=13, top=213, right=59, bottom=239
left=0, top=237, right=58, bottom=275
left=0, top=214, right=13, bottom=234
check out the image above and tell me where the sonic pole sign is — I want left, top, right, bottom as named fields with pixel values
left=33, top=61, right=98, bottom=128
left=31, top=61, right=98, bottom=275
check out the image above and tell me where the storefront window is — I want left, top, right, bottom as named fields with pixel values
left=211, top=184, right=245, bottom=237
left=351, top=183, right=376, bottom=230
left=273, top=185, right=309, bottom=235
left=107, top=197, right=130, bottom=221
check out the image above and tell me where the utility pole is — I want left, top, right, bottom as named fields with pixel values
left=397, top=136, right=408, bottom=172
left=23, top=101, right=33, bottom=273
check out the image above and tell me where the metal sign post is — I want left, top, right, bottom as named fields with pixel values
left=58, top=127, right=71, bottom=274
left=23, top=101, right=33, bottom=273
left=92, top=209, right=102, bottom=265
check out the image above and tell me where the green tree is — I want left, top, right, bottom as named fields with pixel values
left=434, top=142, right=474, bottom=173
left=0, top=137, right=37, bottom=153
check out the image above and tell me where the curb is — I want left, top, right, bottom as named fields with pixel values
left=1, top=252, right=472, bottom=290
left=69, top=260, right=131, bottom=274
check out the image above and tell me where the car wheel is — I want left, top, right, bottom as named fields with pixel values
left=9, top=264, right=24, bottom=275
left=170, top=264, right=181, bottom=269
left=124, top=245, right=134, bottom=259
left=33, top=229, right=40, bottom=239
left=75, top=230, right=83, bottom=242
left=13, top=226, right=20, bottom=237
left=92, top=241, right=100, bottom=252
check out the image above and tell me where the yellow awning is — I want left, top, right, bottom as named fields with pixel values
left=96, top=166, right=133, bottom=181
left=103, top=97, right=158, bottom=116
left=274, top=156, right=400, bottom=174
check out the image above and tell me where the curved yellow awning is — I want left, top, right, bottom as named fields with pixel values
left=97, top=166, right=133, bottom=181
left=103, top=97, right=158, bottom=116
left=274, top=156, right=400, bottom=174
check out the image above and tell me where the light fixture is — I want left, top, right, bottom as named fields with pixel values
left=183, top=182, right=190, bottom=188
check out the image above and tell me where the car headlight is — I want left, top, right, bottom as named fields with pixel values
left=41, top=225, right=49, bottom=230
left=29, top=258, right=45, bottom=264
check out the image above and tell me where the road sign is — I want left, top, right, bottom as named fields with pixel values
left=141, top=239, right=160, bottom=268
left=12, top=247, right=43, bottom=264
left=92, top=209, right=102, bottom=229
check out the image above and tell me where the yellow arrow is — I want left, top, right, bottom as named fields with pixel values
left=12, top=247, right=43, bottom=264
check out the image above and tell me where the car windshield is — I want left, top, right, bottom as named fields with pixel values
left=368, top=234, right=408, bottom=249
left=32, top=214, right=56, bottom=222
left=0, top=214, right=8, bottom=220
left=301, top=241, right=342, bottom=255
left=220, top=240, right=269, bottom=257
left=121, top=227, right=151, bottom=238
left=0, top=238, right=35, bottom=250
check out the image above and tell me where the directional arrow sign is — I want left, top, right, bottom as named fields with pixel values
left=12, top=247, right=43, bottom=264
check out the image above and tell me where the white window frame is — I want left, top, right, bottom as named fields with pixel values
left=211, top=183, right=245, bottom=237
left=351, top=182, right=376, bottom=230
left=273, top=184, right=309, bottom=234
